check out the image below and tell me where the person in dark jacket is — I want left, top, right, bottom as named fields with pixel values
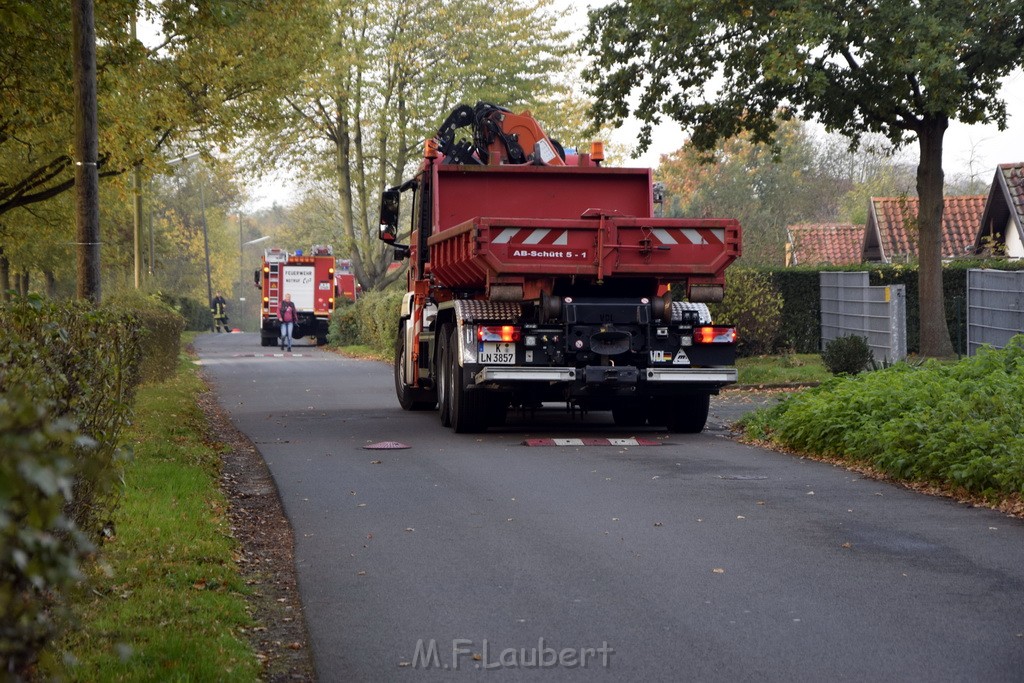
left=211, top=292, right=229, bottom=333
left=278, top=293, right=297, bottom=352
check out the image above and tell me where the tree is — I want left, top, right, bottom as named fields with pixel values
left=584, top=1, right=1024, bottom=357
left=658, top=117, right=846, bottom=264
left=1, top=0, right=329, bottom=296
left=262, top=0, right=589, bottom=292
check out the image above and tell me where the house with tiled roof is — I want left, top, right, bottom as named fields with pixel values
left=973, top=163, right=1024, bottom=257
left=863, top=195, right=987, bottom=263
left=785, top=224, right=864, bottom=266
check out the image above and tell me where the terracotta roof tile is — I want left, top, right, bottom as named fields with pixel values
left=787, top=224, right=864, bottom=265
left=870, top=195, right=986, bottom=260
left=998, top=162, right=1024, bottom=220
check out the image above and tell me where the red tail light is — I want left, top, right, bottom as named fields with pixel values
left=477, top=325, right=520, bottom=343
left=694, top=326, right=737, bottom=344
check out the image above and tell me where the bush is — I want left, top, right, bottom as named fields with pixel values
left=328, top=290, right=403, bottom=356
left=709, top=268, right=784, bottom=357
left=106, top=291, right=185, bottom=384
left=0, top=391, right=94, bottom=676
left=742, top=336, right=1024, bottom=498
left=158, top=294, right=210, bottom=332
left=328, top=301, right=360, bottom=346
left=822, top=334, right=874, bottom=375
left=1, top=297, right=140, bottom=536
left=0, top=296, right=142, bottom=676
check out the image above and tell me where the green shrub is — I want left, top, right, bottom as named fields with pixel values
left=821, top=334, right=874, bottom=375
left=329, top=290, right=403, bottom=356
left=106, top=291, right=185, bottom=384
left=742, top=336, right=1024, bottom=498
left=328, top=301, right=359, bottom=346
left=158, top=294, right=210, bottom=332
left=0, top=391, right=94, bottom=677
left=1, top=296, right=141, bottom=537
left=709, top=268, right=784, bottom=357
left=0, top=296, right=142, bottom=676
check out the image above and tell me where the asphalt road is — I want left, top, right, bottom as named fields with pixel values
left=195, top=332, right=1024, bottom=682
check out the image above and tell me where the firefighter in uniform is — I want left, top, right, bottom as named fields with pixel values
left=211, top=292, right=229, bottom=333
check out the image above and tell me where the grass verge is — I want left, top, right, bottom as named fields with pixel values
left=735, top=353, right=830, bottom=385
left=50, top=353, right=259, bottom=681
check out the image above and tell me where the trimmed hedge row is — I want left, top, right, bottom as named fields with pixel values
left=745, top=260, right=1024, bottom=356
left=0, top=294, right=178, bottom=676
left=328, top=290, right=404, bottom=355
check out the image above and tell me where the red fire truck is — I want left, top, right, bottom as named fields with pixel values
left=379, top=102, right=741, bottom=433
left=254, top=245, right=336, bottom=346
left=334, top=259, right=360, bottom=303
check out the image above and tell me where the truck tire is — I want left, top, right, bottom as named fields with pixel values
left=437, top=323, right=453, bottom=427
left=260, top=334, right=274, bottom=347
left=665, top=394, right=711, bottom=433
left=395, top=323, right=436, bottom=411
left=447, top=326, right=487, bottom=433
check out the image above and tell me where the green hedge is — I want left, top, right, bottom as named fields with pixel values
left=747, top=260, right=1024, bottom=355
left=107, top=291, right=186, bottom=384
left=159, top=294, right=210, bottom=332
left=0, top=296, right=143, bottom=676
left=328, top=290, right=404, bottom=356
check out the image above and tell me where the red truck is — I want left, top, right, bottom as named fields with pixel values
left=254, top=245, right=336, bottom=346
left=379, top=103, right=741, bottom=433
left=334, top=259, right=361, bottom=303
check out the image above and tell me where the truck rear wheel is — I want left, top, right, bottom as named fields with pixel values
left=260, top=334, right=274, bottom=347
left=447, top=326, right=487, bottom=433
left=437, top=324, right=453, bottom=427
left=665, top=394, right=711, bottom=433
left=395, top=323, right=436, bottom=411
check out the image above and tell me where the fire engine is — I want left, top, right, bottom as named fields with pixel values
left=334, top=259, right=360, bottom=303
left=254, top=245, right=336, bottom=346
left=379, top=102, right=741, bottom=433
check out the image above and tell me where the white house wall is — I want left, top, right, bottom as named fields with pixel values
left=1005, top=215, right=1023, bottom=258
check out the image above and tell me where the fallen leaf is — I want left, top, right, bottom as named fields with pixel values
left=712, top=568, right=725, bottom=574
left=404, top=528, right=415, bottom=532
left=841, top=542, right=852, bottom=549
left=370, top=460, right=382, bottom=465
left=288, top=642, right=303, bottom=650
left=357, top=570, right=367, bottom=576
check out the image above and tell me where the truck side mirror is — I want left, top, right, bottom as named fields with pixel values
left=379, top=189, right=400, bottom=243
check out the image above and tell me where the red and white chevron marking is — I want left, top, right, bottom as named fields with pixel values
left=648, top=227, right=725, bottom=246
left=492, top=228, right=570, bottom=246
left=522, top=437, right=662, bottom=447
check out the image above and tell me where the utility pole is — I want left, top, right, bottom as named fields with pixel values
left=131, top=10, right=142, bottom=288
left=73, top=0, right=101, bottom=302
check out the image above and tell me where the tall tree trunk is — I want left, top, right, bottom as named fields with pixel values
left=916, top=115, right=955, bottom=358
left=45, top=270, right=56, bottom=298
left=18, top=270, right=29, bottom=297
left=0, top=248, right=9, bottom=301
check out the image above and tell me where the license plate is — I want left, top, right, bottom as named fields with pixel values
left=479, top=342, right=515, bottom=364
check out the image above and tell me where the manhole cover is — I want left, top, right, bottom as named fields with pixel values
left=363, top=441, right=410, bottom=450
